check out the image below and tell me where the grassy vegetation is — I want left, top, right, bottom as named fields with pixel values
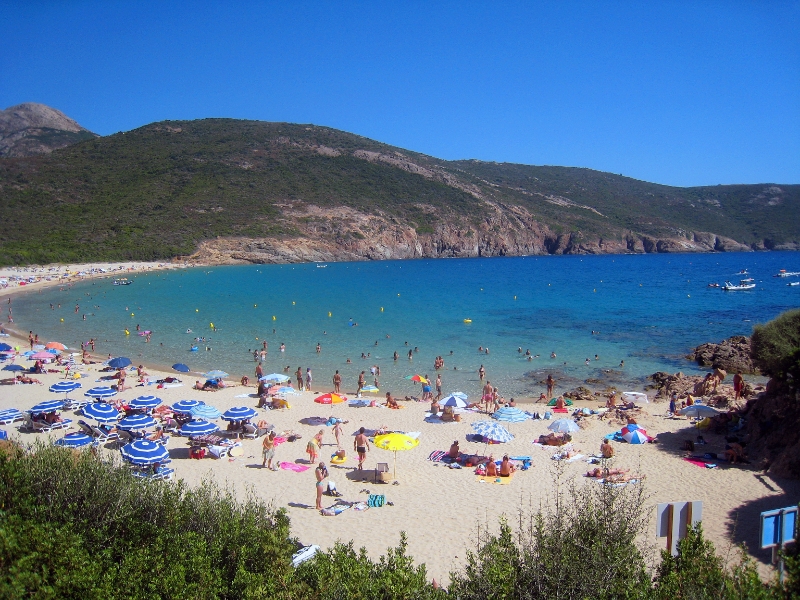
left=0, top=443, right=797, bottom=599
left=0, top=118, right=798, bottom=265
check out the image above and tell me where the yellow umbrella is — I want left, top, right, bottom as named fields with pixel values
left=374, top=433, right=419, bottom=480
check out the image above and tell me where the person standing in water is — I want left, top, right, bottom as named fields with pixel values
left=295, top=367, right=303, bottom=390
left=333, top=370, right=342, bottom=394
left=478, top=365, right=485, bottom=381
left=546, top=374, right=555, bottom=398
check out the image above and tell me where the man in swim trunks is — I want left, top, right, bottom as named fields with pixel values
left=435, top=374, right=442, bottom=400
left=295, top=367, right=303, bottom=390
left=262, top=431, right=276, bottom=470
left=546, top=374, right=555, bottom=398
left=333, top=370, right=342, bottom=394
left=500, top=455, right=515, bottom=477
left=354, top=427, right=369, bottom=470
left=482, top=380, right=493, bottom=413
left=357, top=371, right=365, bottom=397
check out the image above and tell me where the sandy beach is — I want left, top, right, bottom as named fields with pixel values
left=1, top=348, right=797, bottom=585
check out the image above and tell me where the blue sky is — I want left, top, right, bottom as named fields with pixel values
left=1, top=1, right=798, bottom=187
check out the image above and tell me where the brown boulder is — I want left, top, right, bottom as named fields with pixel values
left=688, top=335, right=758, bottom=374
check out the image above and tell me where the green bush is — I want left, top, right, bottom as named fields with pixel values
left=751, top=308, right=800, bottom=390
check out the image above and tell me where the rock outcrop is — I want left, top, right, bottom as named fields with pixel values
left=0, top=103, right=96, bottom=157
left=688, top=335, right=757, bottom=374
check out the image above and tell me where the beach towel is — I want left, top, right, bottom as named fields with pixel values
left=280, top=462, right=310, bottom=472
left=367, top=494, right=385, bottom=507
left=552, top=453, right=584, bottom=462
left=604, top=432, right=625, bottom=442
left=597, top=478, right=640, bottom=487
left=684, top=457, right=717, bottom=469
left=476, top=475, right=514, bottom=485
left=162, top=383, right=183, bottom=388
left=320, top=504, right=351, bottom=516
left=509, top=456, right=531, bottom=461
left=548, top=398, right=573, bottom=406
left=428, top=450, right=447, bottom=462
left=552, top=408, right=569, bottom=413
left=234, top=393, right=251, bottom=398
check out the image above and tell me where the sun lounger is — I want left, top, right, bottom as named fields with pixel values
left=0, top=409, right=24, bottom=425
left=32, top=420, right=55, bottom=433
left=91, top=426, right=119, bottom=446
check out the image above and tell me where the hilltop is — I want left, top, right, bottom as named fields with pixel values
left=0, top=115, right=798, bottom=265
left=0, top=103, right=97, bottom=158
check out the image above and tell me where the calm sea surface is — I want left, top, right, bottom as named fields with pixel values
left=10, top=252, right=800, bottom=399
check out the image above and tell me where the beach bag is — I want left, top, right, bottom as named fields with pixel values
left=544, top=411, right=552, bottom=420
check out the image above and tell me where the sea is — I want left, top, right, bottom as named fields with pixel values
left=9, top=251, right=800, bottom=400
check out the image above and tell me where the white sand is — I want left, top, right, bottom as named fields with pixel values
left=1, top=360, right=797, bottom=585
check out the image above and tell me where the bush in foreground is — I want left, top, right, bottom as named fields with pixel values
left=751, top=308, right=800, bottom=391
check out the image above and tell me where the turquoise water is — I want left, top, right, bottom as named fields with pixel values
left=10, top=252, right=800, bottom=399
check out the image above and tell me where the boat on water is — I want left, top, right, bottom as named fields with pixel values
left=737, top=269, right=749, bottom=275
left=722, top=280, right=755, bottom=291
left=774, top=270, right=800, bottom=278
left=707, top=283, right=720, bottom=288
left=316, top=264, right=328, bottom=268
left=740, top=277, right=755, bottom=283
left=113, top=278, right=132, bottom=286
left=789, top=282, right=800, bottom=287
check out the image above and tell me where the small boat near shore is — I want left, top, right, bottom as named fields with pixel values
left=113, top=278, right=132, bottom=286
left=722, top=280, right=755, bottom=291
left=773, top=270, right=800, bottom=278
left=707, top=283, right=720, bottom=288
left=789, top=282, right=800, bottom=287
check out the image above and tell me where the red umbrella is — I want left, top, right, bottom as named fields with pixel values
left=314, top=393, right=347, bottom=405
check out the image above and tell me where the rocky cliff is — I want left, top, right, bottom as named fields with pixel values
left=0, top=103, right=96, bottom=157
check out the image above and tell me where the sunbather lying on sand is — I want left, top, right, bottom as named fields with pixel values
left=16, top=374, right=42, bottom=384
left=585, top=467, right=629, bottom=478
left=538, top=432, right=571, bottom=446
left=605, top=472, right=644, bottom=483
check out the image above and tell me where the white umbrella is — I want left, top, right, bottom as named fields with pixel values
left=622, top=392, right=649, bottom=404
left=547, top=419, right=580, bottom=433
left=680, top=405, right=720, bottom=419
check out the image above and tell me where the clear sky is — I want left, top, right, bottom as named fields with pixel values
left=1, top=1, right=798, bottom=187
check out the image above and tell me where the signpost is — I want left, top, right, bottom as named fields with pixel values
left=656, top=501, right=703, bottom=556
left=760, top=505, right=798, bottom=584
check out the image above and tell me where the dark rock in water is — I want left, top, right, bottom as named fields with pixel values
left=688, top=335, right=757, bottom=374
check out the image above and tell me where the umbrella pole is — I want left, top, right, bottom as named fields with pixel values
left=394, top=450, right=397, bottom=480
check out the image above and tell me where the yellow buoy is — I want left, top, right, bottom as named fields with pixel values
left=463, top=319, right=472, bottom=323
left=380, top=307, right=384, bottom=312
left=328, top=312, right=332, bottom=317
left=60, top=318, right=64, bottom=322
left=254, top=304, right=257, bottom=307
left=514, top=296, right=517, bottom=300
left=195, top=309, right=199, bottom=312
left=125, top=329, right=130, bottom=335
left=292, top=301, right=295, bottom=305
left=397, top=293, right=400, bottom=297
left=272, top=316, right=276, bottom=321
left=255, top=337, right=258, bottom=340
left=130, top=313, right=134, bottom=317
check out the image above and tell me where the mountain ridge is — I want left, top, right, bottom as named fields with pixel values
left=0, top=102, right=97, bottom=158
left=0, top=114, right=797, bottom=266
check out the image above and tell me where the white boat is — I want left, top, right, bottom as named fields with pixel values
left=722, top=280, right=755, bottom=291
left=773, top=270, right=800, bottom=278
left=113, top=278, right=132, bottom=286
left=789, top=282, right=800, bottom=287
left=316, top=264, right=328, bottom=268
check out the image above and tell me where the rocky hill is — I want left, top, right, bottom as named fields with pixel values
left=0, top=116, right=798, bottom=265
left=0, top=103, right=97, bottom=158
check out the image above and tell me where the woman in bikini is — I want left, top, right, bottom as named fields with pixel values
left=315, top=462, right=328, bottom=510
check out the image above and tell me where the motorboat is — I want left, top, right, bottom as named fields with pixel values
left=707, top=283, right=720, bottom=288
left=789, top=282, right=800, bottom=287
left=113, top=278, right=132, bottom=286
left=740, top=278, right=754, bottom=283
left=773, top=270, right=800, bottom=278
left=722, top=280, right=755, bottom=291
left=316, top=264, right=328, bottom=268
left=737, top=269, right=749, bottom=275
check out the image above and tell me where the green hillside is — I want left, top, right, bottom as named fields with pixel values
left=0, top=118, right=797, bottom=265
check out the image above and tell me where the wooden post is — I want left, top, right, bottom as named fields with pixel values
left=666, top=503, right=674, bottom=555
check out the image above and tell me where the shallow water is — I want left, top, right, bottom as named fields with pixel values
left=10, top=251, right=800, bottom=399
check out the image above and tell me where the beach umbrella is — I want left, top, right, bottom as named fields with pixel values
left=314, top=393, right=346, bottom=405
left=121, top=439, right=169, bottom=466
left=55, top=432, right=94, bottom=448
left=82, top=403, right=122, bottom=423
left=49, top=381, right=81, bottom=398
left=679, top=405, right=720, bottom=419
left=622, top=429, right=650, bottom=444
left=172, top=400, right=204, bottom=413
left=172, top=363, right=190, bottom=373
left=440, top=394, right=469, bottom=408
left=622, top=392, right=649, bottom=404
left=492, top=406, right=529, bottom=423
left=221, top=406, right=257, bottom=421
left=128, top=395, right=162, bottom=410
left=179, top=419, right=219, bottom=436
left=190, top=404, right=222, bottom=419
left=203, top=370, right=229, bottom=379
left=404, top=375, right=429, bottom=383
left=28, top=400, right=65, bottom=413
left=31, top=351, right=56, bottom=360
left=3, top=364, right=25, bottom=371
left=471, top=421, right=514, bottom=443
left=118, top=414, right=157, bottom=430
left=360, top=385, right=380, bottom=393
left=272, top=386, right=299, bottom=395
left=45, top=342, right=66, bottom=351
left=374, top=433, right=420, bottom=480
left=0, top=408, right=23, bottom=421
left=260, top=373, right=289, bottom=383
left=32, top=344, right=45, bottom=351
left=108, top=357, right=132, bottom=369
left=85, top=386, right=117, bottom=400
left=0, top=343, right=12, bottom=352
left=620, top=424, right=645, bottom=435
left=548, top=419, right=580, bottom=434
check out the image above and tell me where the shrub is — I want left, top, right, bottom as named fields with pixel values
left=751, top=309, right=800, bottom=390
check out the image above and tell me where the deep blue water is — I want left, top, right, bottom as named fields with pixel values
left=10, top=252, right=800, bottom=399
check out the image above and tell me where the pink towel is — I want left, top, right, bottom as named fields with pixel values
left=683, top=457, right=708, bottom=468
left=552, top=408, right=569, bottom=413
left=280, top=462, right=309, bottom=472
left=273, top=436, right=287, bottom=446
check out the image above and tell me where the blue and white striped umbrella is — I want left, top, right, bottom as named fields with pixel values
left=0, top=343, right=12, bottom=352
left=128, top=395, right=162, bottom=410
left=82, top=403, right=123, bottom=423
left=547, top=419, right=580, bottom=434
left=221, top=406, right=257, bottom=421
left=55, top=432, right=94, bottom=448
left=203, top=370, right=229, bottom=379
left=49, top=381, right=82, bottom=396
left=190, top=404, right=221, bottom=419
left=179, top=419, right=219, bottom=436
left=172, top=399, right=204, bottom=413
left=28, top=400, right=65, bottom=413
left=440, top=394, right=470, bottom=408
left=471, top=421, right=514, bottom=443
left=492, top=406, right=529, bottom=423
left=273, top=386, right=299, bottom=395
left=108, top=357, right=132, bottom=369
left=85, top=386, right=117, bottom=400
left=0, top=408, right=23, bottom=420
left=121, top=440, right=170, bottom=465
left=118, top=414, right=157, bottom=430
